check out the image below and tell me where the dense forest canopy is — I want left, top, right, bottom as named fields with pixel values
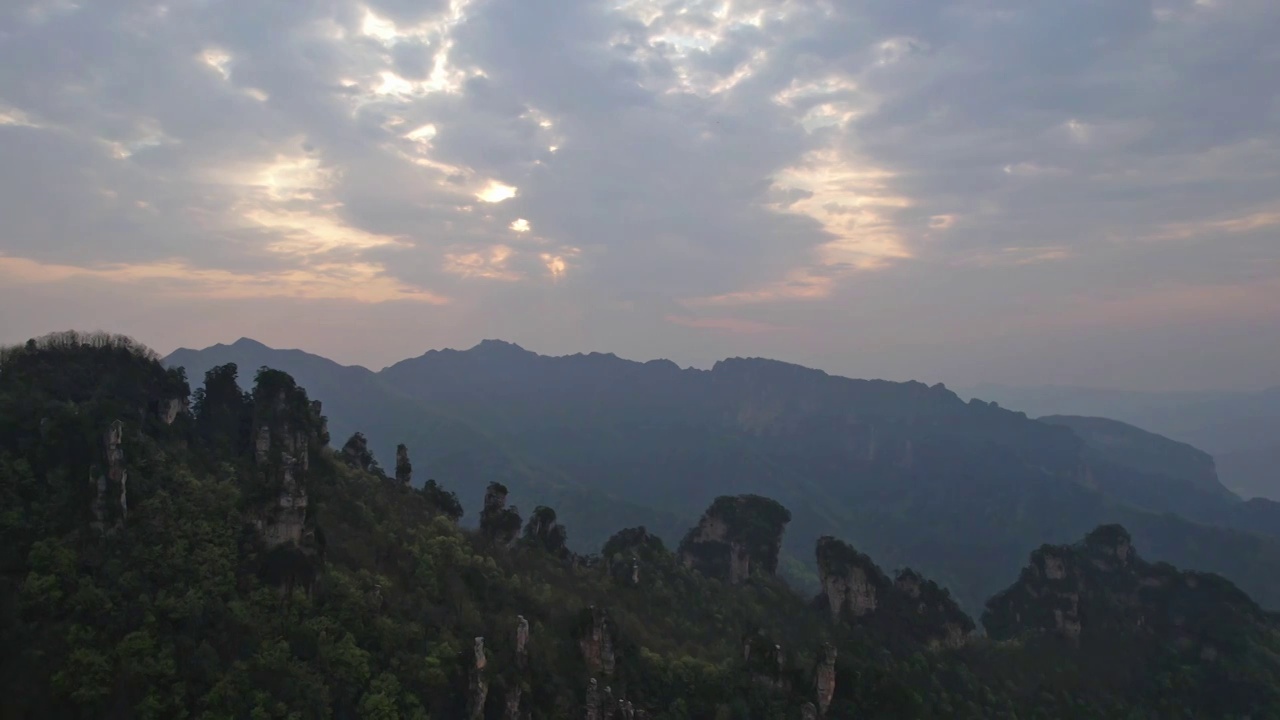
left=3, top=332, right=1279, bottom=719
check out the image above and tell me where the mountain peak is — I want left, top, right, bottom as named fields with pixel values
left=469, top=339, right=529, bottom=355
left=229, top=337, right=271, bottom=350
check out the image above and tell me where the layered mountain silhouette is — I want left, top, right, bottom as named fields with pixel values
left=166, top=338, right=1280, bottom=611
left=10, top=331, right=1280, bottom=717
left=967, top=383, right=1280, bottom=501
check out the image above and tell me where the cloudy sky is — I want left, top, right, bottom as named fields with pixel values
left=1, top=0, right=1277, bottom=391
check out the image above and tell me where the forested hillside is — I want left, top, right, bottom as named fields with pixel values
left=3, top=332, right=1280, bottom=718
left=167, top=338, right=1280, bottom=613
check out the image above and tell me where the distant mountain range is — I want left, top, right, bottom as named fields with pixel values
left=165, top=338, right=1280, bottom=613
left=964, top=383, right=1280, bottom=501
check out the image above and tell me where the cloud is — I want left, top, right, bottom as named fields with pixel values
left=664, top=314, right=791, bottom=335
left=0, top=253, right=447, bottom=304
left=0, top=0, right=1278, bottom=389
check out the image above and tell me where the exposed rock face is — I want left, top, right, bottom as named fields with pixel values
left=816, top=536, right=974, bottom=647
left=92, top=419, right=129, bottom=529
left=743, top=628, right=790, bottom=693
left=480, top=482, right=522, bottom=545
left=578, top=606, right=617, bottom=677
left=341, top=432, right=377, bottom=473
left=817, top=536, right=890, bottom=619
left=984, top=524, right=1274, bottom=655
left=469, top=637, right=488, bottom=720
left=310, top=400, right=328, bottom=445
left=516, top=615, right=530, bottom=661
left=893, top=569, right=972, bottom=649
left=250, top=372, right=325, bottom=549
left=523, top=505, right=568, bottom=554
left=678, top=495, right=791, bottom=583
left=814, top=643, right=836, bottom=716
left=503, top=615, right=531, bottom=720
left=161, top=396, right=187, bottom=424
left=395, top=443, right=412, bottom=485
left=585, top=678, right=601, bottom=720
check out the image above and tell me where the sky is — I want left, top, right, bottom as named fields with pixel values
left=1, top=0, right=1278, bottom=392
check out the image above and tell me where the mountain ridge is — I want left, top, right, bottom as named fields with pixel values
left=165, top=337, right=1280, bottom=613
left=6, top=330, right=1280, bottom=717
left=966, top=382, right=1280, bottom=501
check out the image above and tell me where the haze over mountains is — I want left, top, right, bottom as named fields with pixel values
left=166, top=337, right=1280, bottom=614
left=966, top=384, right=1280, bottom=502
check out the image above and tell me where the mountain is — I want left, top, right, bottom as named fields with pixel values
left=1040, top=414, right=1280, bottom=544
left=166, top=338, right=1280, bottom=615
left=6, top=331, right=1280, bottom=718
left=966, top=383, right=1280, bottom=501
left=165, top=339, right=692, bottom=555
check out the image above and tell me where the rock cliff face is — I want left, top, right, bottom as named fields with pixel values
left=577, top=606, right=618, bottom=677
left=678, top=495, right=791, bottom=583
left=523, top=505, right=568, bottom=554
left=161, top=396, right=187, bottom=424
left=813, top=643, right=836, bottom=716
left=585, top=679, right=600, bottom=720
left=250, top=371, right=325, bottom=548
left=504, top=615, right=530, bottom=720
left=816, top=536, right=973, bottom=647
left=817, top=536, right=889, bottom=619
left=469, top=636, right=488, bottom=720
left=983, top=524, right=1276, bottom=655
left=91, top=419, right=129, bottom=530
left=480, top=482, right=522, bottom=545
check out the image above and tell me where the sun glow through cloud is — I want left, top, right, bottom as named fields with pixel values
left=476, top=180, right=518, bottom=203
left=0, top=0, right=1276, bottom=391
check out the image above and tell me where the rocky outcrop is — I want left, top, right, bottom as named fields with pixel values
left=503, top=614, right=530, bottom=719
left=741, top=627, right=791, bottom=693
left=250, top=371, right=325, bottom=549
left=341, top=432, right=377, bottom=473
left=161, top=396, right=187, bottom=424
left=480, top=482, right=522, bottom=545
left=817, top=536, right=889, bottom=619
left=584, top=685, right=638, bottom=720
left=678, top=495, right=791, bottom=584
left=814, top=643, right=836, bottom=716
left=983, top=524, right=1275, bottom=656
left=577, top=606, right=617, bottom=677
left=585, top=678, right=601, bottom=720
left=395, top=443, right=412, bottom=485
left=893, top=569, right=972, bottom=649
left=310, top=400, right=328, bottom=445
left=91, top=419, right=129, bottom=530
left=469, top=637, right=488, bottom=720
left=816, top=536, right=973, bottom=647
left=516, top=615, right=530, bottom=664
left=523, top=506, right=568, bottom=554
